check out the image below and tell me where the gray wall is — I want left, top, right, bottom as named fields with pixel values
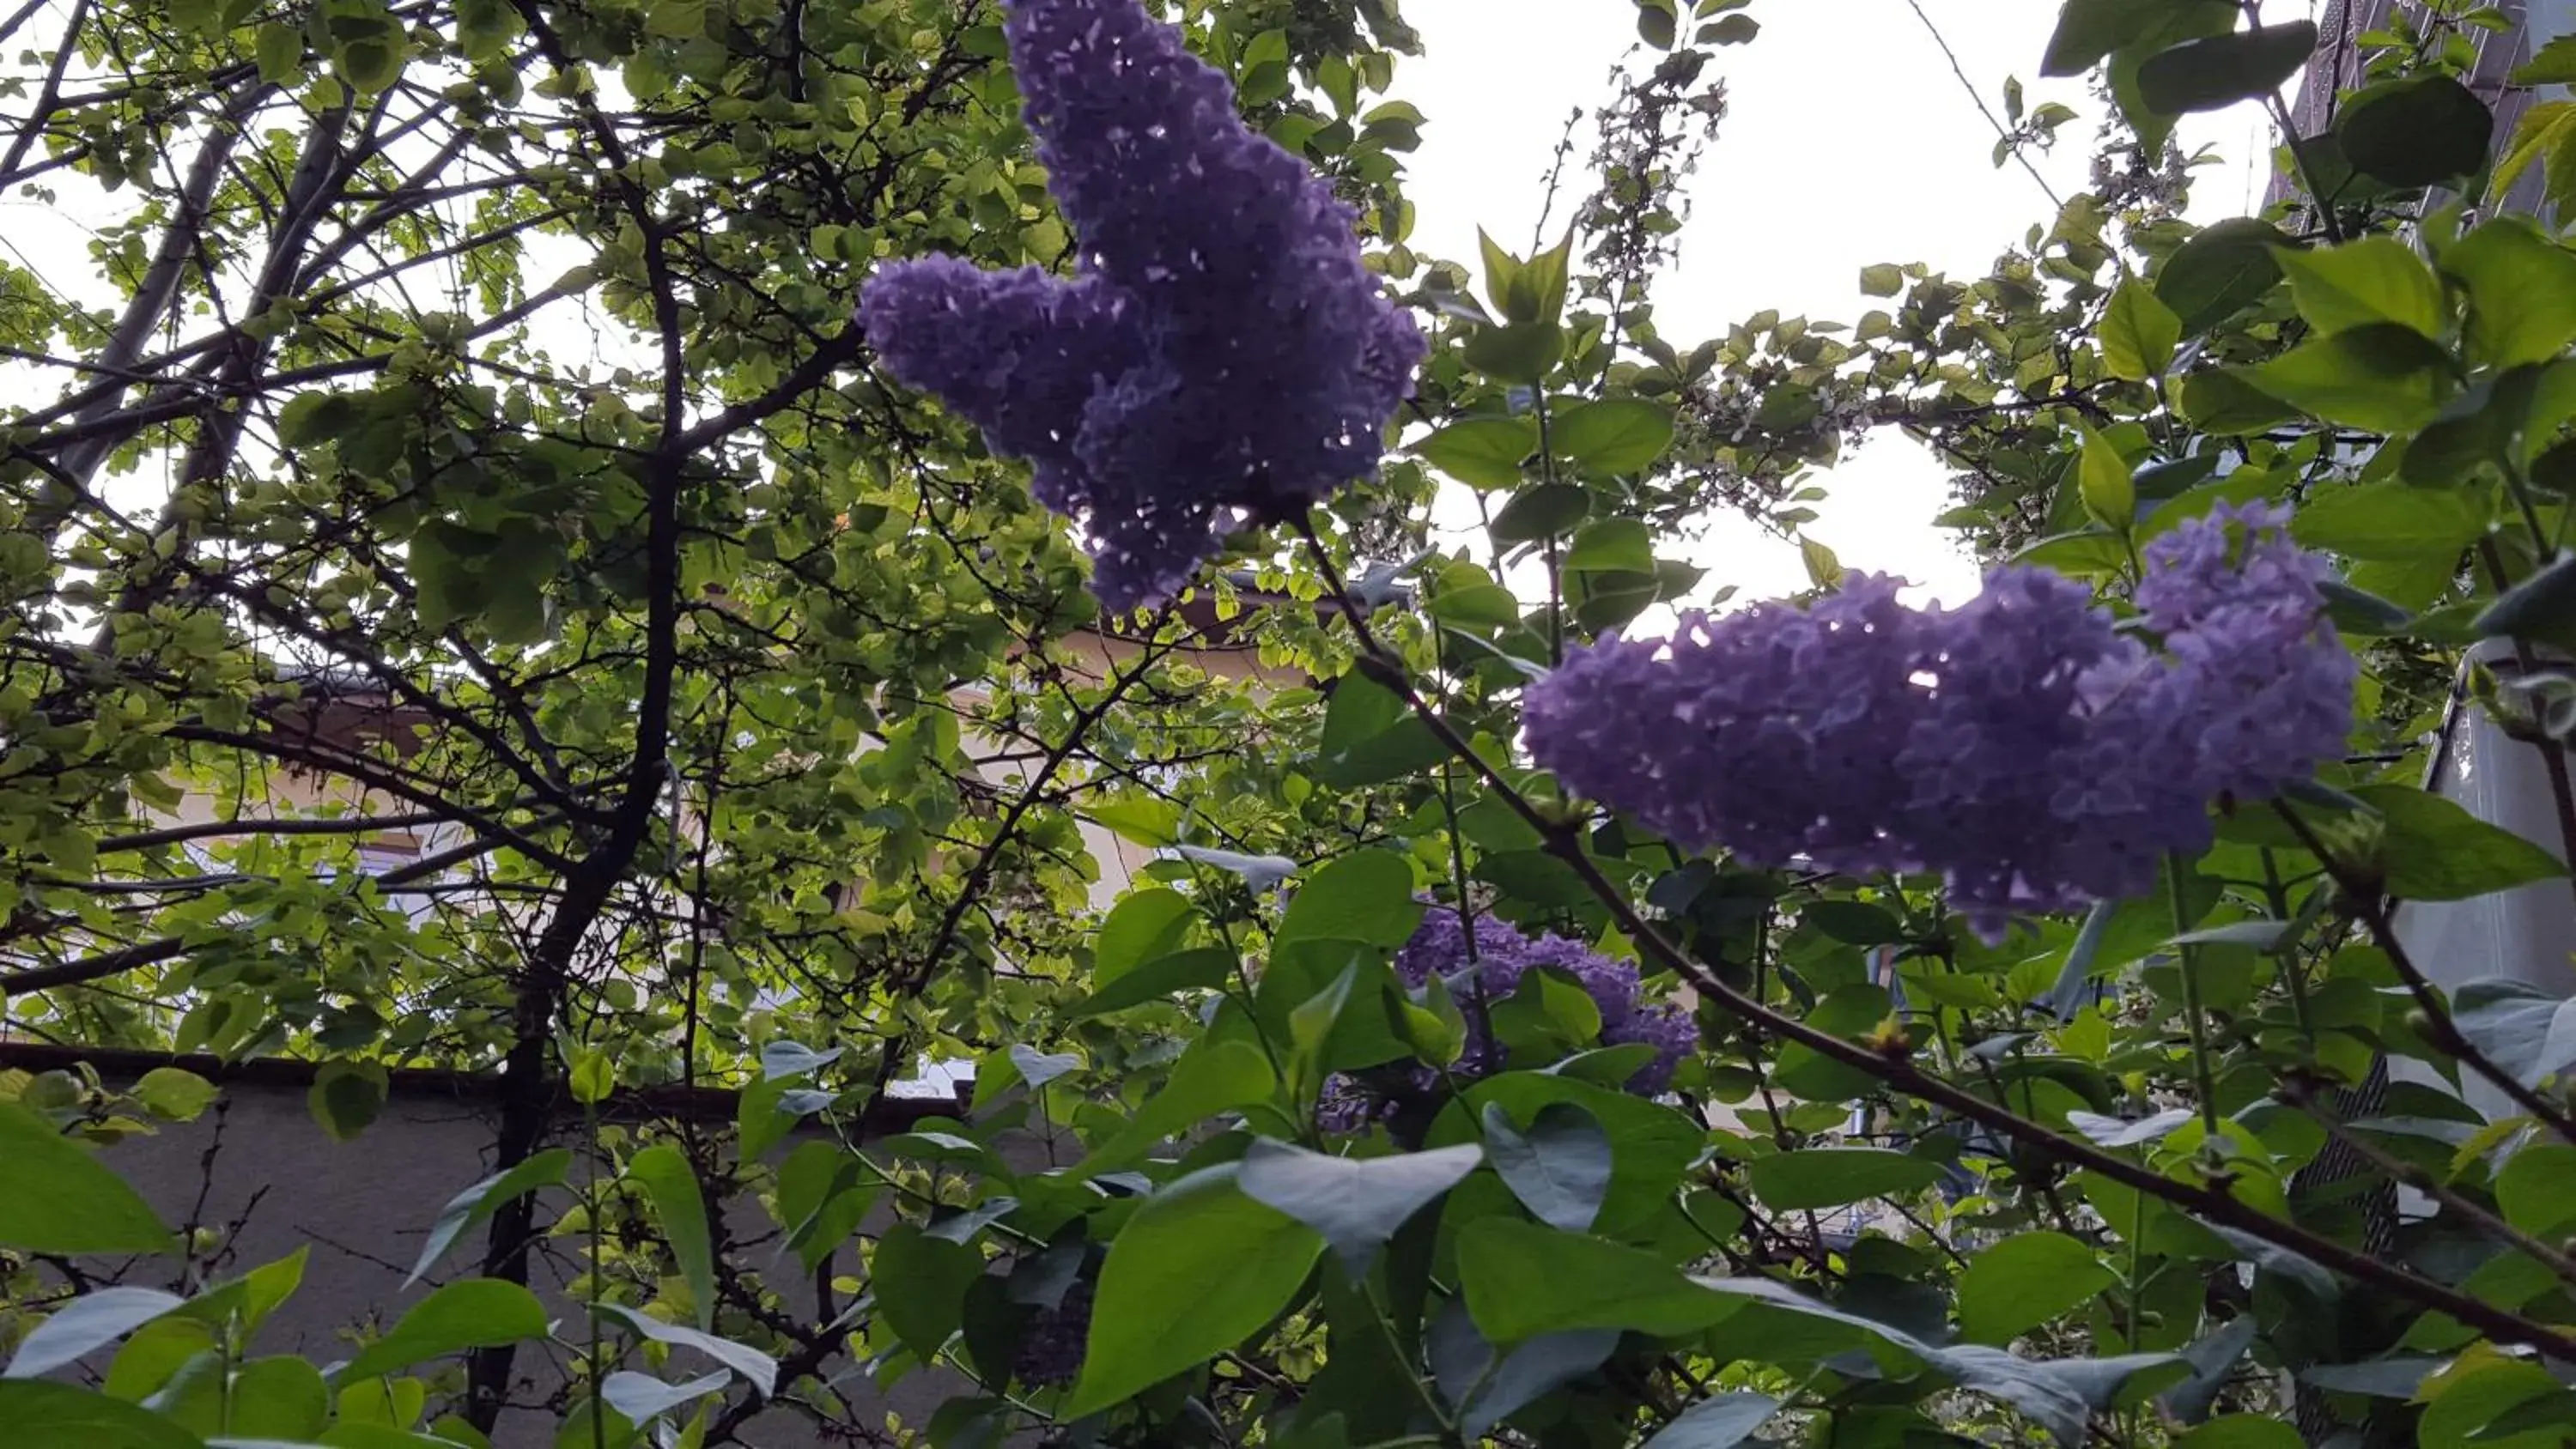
left=41, top=1066, right=998, bottom=1448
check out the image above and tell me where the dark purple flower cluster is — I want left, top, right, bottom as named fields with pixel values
left=1013, top=1278, right=1094, bottom=1389
left=857, top=0, right=1426, bottom=612
left=1524, top=503, right=2354, bottom=937
left=1317, top=906, right=1698, bottom=1132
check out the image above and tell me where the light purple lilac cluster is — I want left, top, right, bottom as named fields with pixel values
left=1318, top=906, right=1698, bottom=1133
left=857, top=0, right=1426, bottom=612
left=1013, top=1278, right=1094, bottom=1389
left=1523, top=503, right=2354, bottom=938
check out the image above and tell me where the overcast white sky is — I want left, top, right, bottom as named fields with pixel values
left=1395, top=0, right=2281, bottom=607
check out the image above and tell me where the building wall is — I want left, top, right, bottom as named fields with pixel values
left=21, top=1057, right=1016, bottom=1449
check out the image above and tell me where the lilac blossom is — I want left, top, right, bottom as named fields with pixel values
left=1524, top=502, right=2354, bottom=938
left=857, top=0, right=1426, bottom=612
left=1320, top=906, right=1698, bottom=1132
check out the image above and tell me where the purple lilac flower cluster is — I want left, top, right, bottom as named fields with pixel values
left=857, top=0, right=1426, bottom=612
left=1524, top=503, right=2354, bottom=938
left=1317, top=906, right=1698, bottom=1133
left=1013, top=1277, right=1094, bottom=1389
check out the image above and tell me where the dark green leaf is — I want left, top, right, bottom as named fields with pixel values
left=406, top=1149, right=573, bottom=1286
left=2136, top=22, right=2316, bottom=115
left=1462, top=321, right=1564, bottom=385
left=1072, top=946, right=1237, bottom=1017
left=2100, top=276, right=2181, bottom=381
left=1490, top=482, right=1589, bottom=545
left=335, top=1279, right=550, bottom=1382
left=1275, top=850, right=1423, bottom=952
left=2241, top=324, right=2452, bottom=433
left=0, top=1380, right=202, bottom=1449
left=2274, top=237, right=2445, bottom=337
left=1456, top=1218, right=1739, bottom=1343
left=1237, top=1139, right=1480, bottom=1276
left=2354, top=784, right=2567, bottom=900
left=2176, top=1418, right=2305, bottom=1448
left=131, top=1069, right=216, bottom=1125
left=1562, top=518, right=1655, bottom=574
left=1065, top=1167, right=1325, bottom=1416
left=307, top=1061, right=386, bottom=1143
left=1313, top=676, right=1449, bottom=788
left=0, top=1104, right=173, bottom=1255
left=1551, top=400, right=1674, bottom=476
left=625, top=1145, right=716, bottom=1331
left=1078, top=1041, right=1277, bottom=1175
left=1418, top=417, right=1538, bottom=492
left=1956, top=1230, right=2119, bottom=1343
left=1743, top=1148, right=1941, bottom=1211
left=2441, top=219, right=2576, bottom=368
left=2338, top=75, right=2494, bottom=188
left=2178, top=370, right=2299, bottom=434
left=2478, top=550, right=2576, bottom=645
left=2157, top=220, right=2293, bottom=335
left=1481, top=1101, right=1612, bottom=1234
left=2497, top=1144, right=2576, bottom=1238
left=1641, top=1393, right=1782, bottom=1449
left=872, top=1223, right=982, bottom=1361
left=2290, top=482, right=2489, bottom=561
left=1427, top=1305, right=1619, bottom=1440
left=1096, top=888, right=1195, bottom=985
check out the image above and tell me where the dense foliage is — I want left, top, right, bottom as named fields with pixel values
left=8, top=0, right=2576, bottom=1446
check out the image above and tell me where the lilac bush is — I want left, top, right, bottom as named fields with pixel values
left=858, top=0, right=1427, bottom=611
left=1319, top=906, right=1698, bottom=1132
left=1524, top=502, right=2354, bottom=937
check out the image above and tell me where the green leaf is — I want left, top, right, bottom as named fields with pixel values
left=2100, top=276, right=2181, bottom=382
left=1636, top=0, right=1677, bottom=50
left=405, top=1149, right=574, bottom=1287
left=1273, top=850, right=1423, bottom=952
left=1562, top=518, right=1655, bottom=574
left=255, top=23, right=304, bottom=84
left=2354, top=785, right=2567, bottom=900
left=1956, top=1230, right=2119, bottom=1344
left=0, top=1379, right=202, bottom=1449
left=2477, top=550, right=2576, bottom=645
left=2497, top=1144, right=2576, bottom=1239
left=624, top=1146, right=716, bottom=1331
left=2290, top=482, right=2489, bottom=561
left=1481, top=1101, right=1612, bottom=1234
left=1312, top=676, right=1449, bottom=788
left=1072, top=946, right=1236, bottom=1017
left=1800, top=535, right=1844, bottom=588
left=333, top=36, right=405, bottom=94
left=2241, top=324, right=2453, bottom=433
left=871, top=1223, right=981, bottom=1361
left=2338, top=75, right=2494, bottom=188
left=1086, top=793, right=1182, bottom=848
left=2274, top=237, right=2446, bottom=338
left=1550, top=400, right=1675, bottom=476
left=224, top=1355, right=331, bottom=1439
left=2157, top=220, right=2293, bottom=336
left=132, top=1069, right=217, bottom=1124
left=1078, top=1040, right=1278, bottom=1175
left=1096, top=888, right=1195, bottom=985
left=2494, top=100, right=2576, bottom=212
left=5, top=1286, right=186, bottom=1379
left=1641, top=1393, right=1782, bottom=1449
left=568, top=1047, right=615, bottom=1106
left=2440, top=219, right=2576, bottom=369
left=1743, top=1148, right=1941, bottom=1211
left=2042, top=0, right=2171, bottom=76
left=1437, top=1074, right=1700, bottom=1233
left=1859, top=263, right=1905, bottom=297
left=307, top=1061, right=386, bottom=1142
left=335, top=1279, right=550, bottom=1382
left=1237, top=1139, right=1481, bottom=1276
left=2077, top=428, right=2136, bottom=532
left=1065, top=1167, right=1325, bottom=1416
left=2136, top=22, right=2316, bottom=115
left=594, top=1302, right=775, bottom=1394
left=1457, top=1219, right=1739, bottom=1343
left=2178, top=370, right=2300, bottom=434
left=1462, top=321, right=1564, bottom=385
left=1490, top=482, right=1589, bottom=545
left=0, top=1103, right=173, bottom=1254
left=1418, top=417, right=1538, bottom=491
